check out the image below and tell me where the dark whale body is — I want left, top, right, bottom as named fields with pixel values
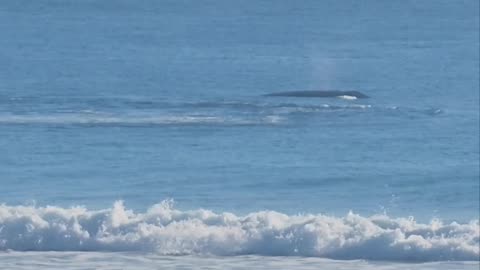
left=264, top=90, right=369, bottom=99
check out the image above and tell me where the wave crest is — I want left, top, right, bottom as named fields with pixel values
left=0, top=201, right=478, bottom=261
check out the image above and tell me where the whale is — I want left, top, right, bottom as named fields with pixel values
left=264, top=90, right=369, bottom=99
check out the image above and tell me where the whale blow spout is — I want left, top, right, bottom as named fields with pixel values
left=264, top=90, right=369, bottom=99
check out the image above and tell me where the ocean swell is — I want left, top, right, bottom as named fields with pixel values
left=0, top=201, right=478, bottom=261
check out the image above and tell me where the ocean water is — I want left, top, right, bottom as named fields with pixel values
left=0, top=0, right=479, bottom=269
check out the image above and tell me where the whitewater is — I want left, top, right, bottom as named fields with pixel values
left=0, top=201, right=478, bottom=260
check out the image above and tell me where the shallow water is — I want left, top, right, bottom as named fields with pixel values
left=1, top=253, right=479, bottom=270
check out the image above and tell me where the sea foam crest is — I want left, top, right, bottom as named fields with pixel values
left=0, top=201, right=478, bottom=261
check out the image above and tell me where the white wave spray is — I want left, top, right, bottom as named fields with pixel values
left=0, top=201, right=478, bottom=261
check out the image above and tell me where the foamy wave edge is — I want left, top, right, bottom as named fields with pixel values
left=0, top=201, right=478, bottom=261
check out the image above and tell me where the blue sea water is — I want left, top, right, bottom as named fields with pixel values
left=0, top=0, right=479, bottom=268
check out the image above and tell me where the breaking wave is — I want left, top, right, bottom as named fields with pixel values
left=0, top=201, right=478, bottom=261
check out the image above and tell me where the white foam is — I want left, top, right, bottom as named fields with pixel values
left=337, top=95, right=357, bottom=100
left=0, top=201, right=478, bottom=261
